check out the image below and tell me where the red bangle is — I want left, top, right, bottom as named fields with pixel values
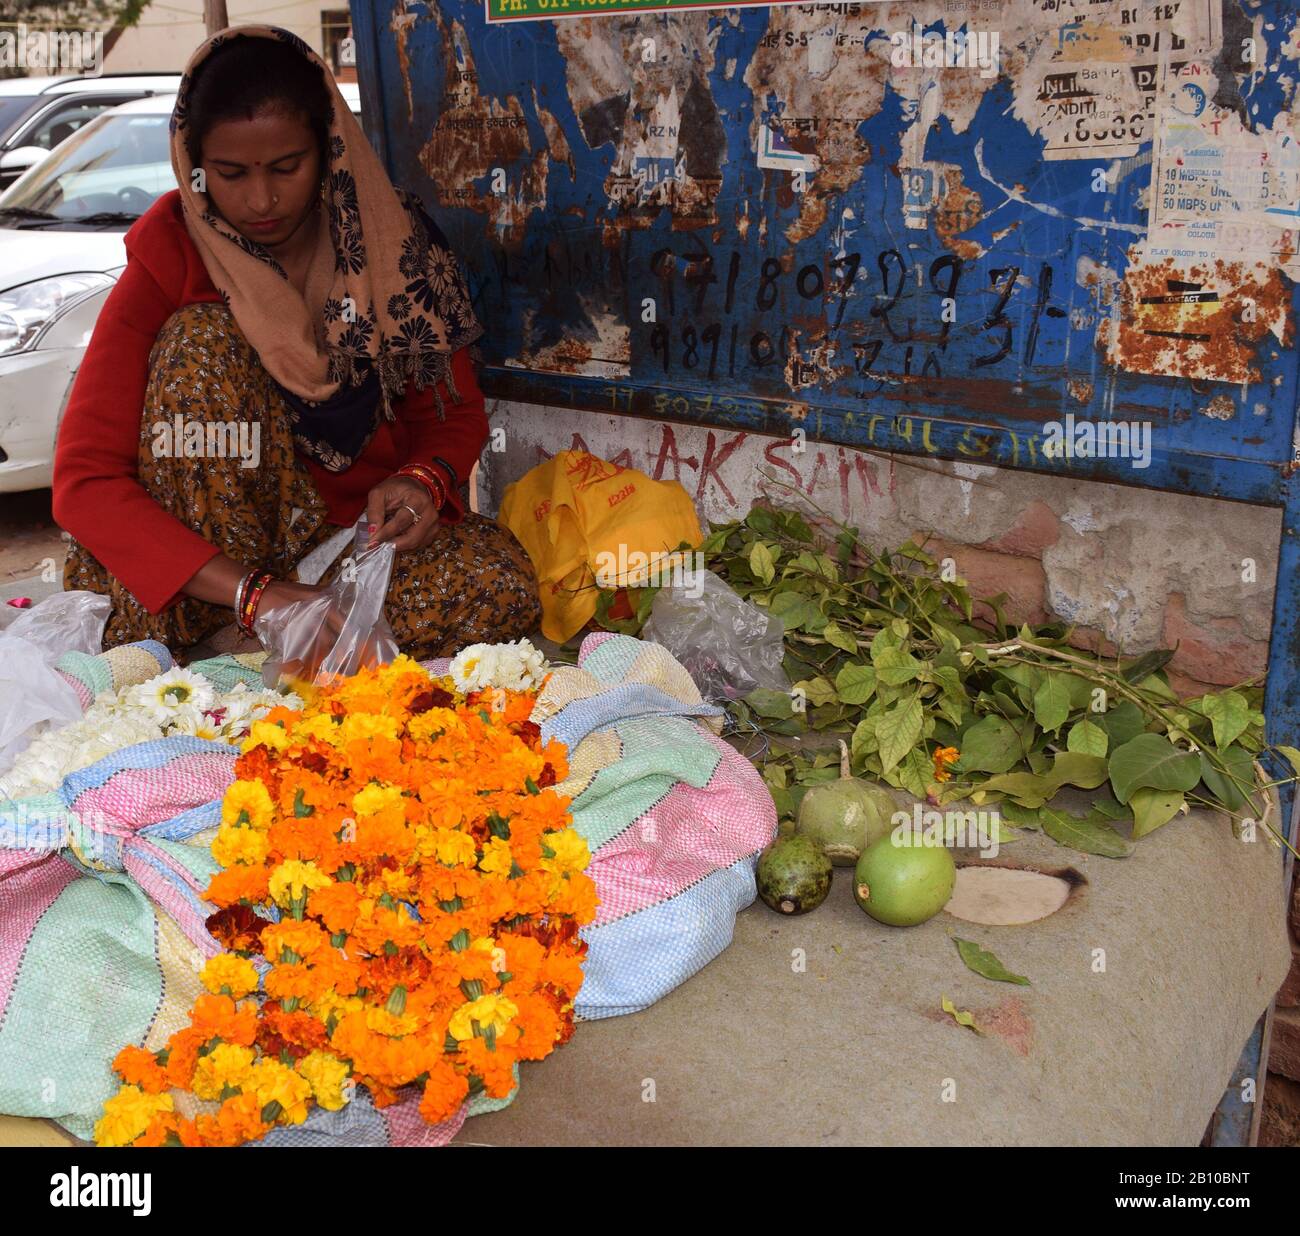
left=397, top=463, right=447, bottom=511
left=237, top=568, right=275, bottom=637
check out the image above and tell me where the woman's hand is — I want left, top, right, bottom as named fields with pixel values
left=365, top=476, right=438, bottom=552
left=253, top=580, right=344, bottom=680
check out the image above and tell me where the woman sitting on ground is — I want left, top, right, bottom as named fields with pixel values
left=53, top=25, right=540, bottom=660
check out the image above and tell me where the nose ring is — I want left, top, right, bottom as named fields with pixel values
left=272, top=195, right=279, bottom=206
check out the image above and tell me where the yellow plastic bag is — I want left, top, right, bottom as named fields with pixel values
left=498, top=450, right=704, bottom=643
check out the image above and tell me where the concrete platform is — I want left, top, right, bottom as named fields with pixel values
left=448, top=798, right=1289, bottom=1147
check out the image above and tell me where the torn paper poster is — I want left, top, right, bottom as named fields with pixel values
left=1150, top=77, right=1300, bottom=241
left=1015, top=0, right=1222, bottom=161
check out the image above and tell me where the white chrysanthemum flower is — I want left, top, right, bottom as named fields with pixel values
left=448, top=638, right=547, bottom=693
left=127, top=668, right=216, bottom=721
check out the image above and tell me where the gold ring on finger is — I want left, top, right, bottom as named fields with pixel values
left=402, top=503, right=422, bottom=525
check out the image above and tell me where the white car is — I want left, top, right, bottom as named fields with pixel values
left=0, top=84, right=362, bottom=494
left=0, top=73, right=183, bottom=192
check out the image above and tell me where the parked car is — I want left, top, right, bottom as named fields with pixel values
left=0, top=73, right=183, bottom=192
left=0, top=84, right=362, bottom=494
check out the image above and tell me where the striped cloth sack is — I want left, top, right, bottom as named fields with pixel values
left=530, top=632, right=777, bottom=1020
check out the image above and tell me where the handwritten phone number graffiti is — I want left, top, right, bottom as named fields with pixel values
left=641, top=238, right=1069, bottom=387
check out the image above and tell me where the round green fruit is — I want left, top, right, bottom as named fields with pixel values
left=757, top=835, right=833, bottom=916
left=853, top=834, right=955, bottom=927
left=796, top=742, right=897, bottom=865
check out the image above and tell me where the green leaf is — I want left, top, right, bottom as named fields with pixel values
left=1041, top=807, right=1134, bottom=858
left=954, top=938, right=1031, bottom=986
left=941, top=995, right=982, bottom=1034
left=996, top=801, right=1042, bottom=829
left=386, top=984, right=408, bottom=1016
left=822, top=621, right=858, bottom=653
left=1047, top=752, right=1109, bottom=791
left=892, top=746, right=933, bottom=799
left=955, top=715, right=1021, bottom=775
left=1274, top=745, right=1300, bottom=778
left=1066, top=719, right=1108, bottom=758
left=1129, top=788, right=1185, bottom=839
left=1031, top=675, right=1071, bottom=733
left=794, top=677, right=838, bottom=708
left=1198, top=745, right=1256, bottom=814
left=1108, top=733, right=1203, bottom=804
left=769, top=590, right=824, bottom=633
left=1096, top=700, right=1146, bottom=748
left=876, top=694, right=924, bottom=776
left=749, top=541, right=776, bottom=585
left=1088, top=797, right=1130, bottom=821
left=746, top=688, right=795, bottom=720
left=835, top=662, right=877, bottom=705
left=874, top=646, right=922, bottom=686
left=850, top=716, right=879, bottom=761
left=978, top=771, right=1054, bottom=808
left=1198, top=691, right=1251, bottom=751
left=1120, top=649, right=1174, bottom=682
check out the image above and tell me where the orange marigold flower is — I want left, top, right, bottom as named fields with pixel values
left=418, top=1061, right=470, bottom=1126
left=205, top=865, right=271, bottom=910
left=188, top=993, right=258, bottom=1046
left=111, top=1044, right=169, bottom=1093
left=932, top=746, right=960, bottom=782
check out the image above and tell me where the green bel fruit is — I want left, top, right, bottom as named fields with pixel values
left=757, top=834, right=833, bottom=916
left=795, top=740, right=897, bottom=865
left=853, top=832, right=956, bottom=927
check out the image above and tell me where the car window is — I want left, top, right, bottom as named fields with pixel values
left=0, top=96, right=39, bottom=143
left=2, top=111, right=172, bottom=221
left=22, top=99, right=119, bottom=151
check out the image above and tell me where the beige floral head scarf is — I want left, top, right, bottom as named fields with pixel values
left=169, top=25, right=482, bottom=471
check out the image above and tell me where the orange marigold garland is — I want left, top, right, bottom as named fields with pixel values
left=95, top=654, right=596, bottom=1147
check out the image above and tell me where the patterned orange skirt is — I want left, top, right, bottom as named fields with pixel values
left=64, top=303, right=541, bottom=661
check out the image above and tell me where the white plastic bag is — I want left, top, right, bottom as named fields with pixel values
left=641, top=569, right=788, bottom=703
left=256, top=519, right=399, bottom=687
left=0, top=590, right=111, bottom=775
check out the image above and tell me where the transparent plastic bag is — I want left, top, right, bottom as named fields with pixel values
left=256, top=520, right=399, bottom=688
left=641, top=568, right=788, bottom=703
left=0, top=591, right=111, bottom=775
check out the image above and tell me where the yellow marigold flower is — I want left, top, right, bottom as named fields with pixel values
left=199, top=954, right=259, bottom=999
left=339, top=713, right=400, bottom=746
left=221, top=779, right=274, bottom=830
left=242, top=719, right=290, bottom=755
left=309, top=989, right=365, bottom=1024
left=364, top=1006, right=419, bottom=1038
left=448, top=994, right=519, bottom=1041
left=407, top=708, right=464, bottom=743
left=477, top=836, right=513, bottom=877
left=211, top=821, right=270, bottom=868
left=352, top=782, right=404, bottom=817
left=190, top=1042, right=255, bottom=1101
left=93, top=1085, right=174, bottom=1147
left=268, top=860, right=332, bottom=909
left=541, top=828, right=590, bottom=874
left=293, top=713, right=342, bottom=747
left=248, top=1058, right=313, bottom=1124
left=296, top=1051, right=351, bottom=1111
left=430, top=827, right=478, bottom=867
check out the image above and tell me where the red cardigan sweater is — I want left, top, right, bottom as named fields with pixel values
left=52, top=190, right=487, bottom=615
